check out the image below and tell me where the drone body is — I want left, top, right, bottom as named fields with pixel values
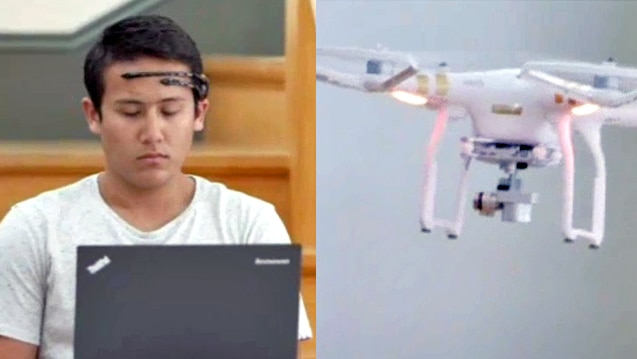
left=317, top=47, right=637, bottom=248
left=398, top=68, right=564, bottom=144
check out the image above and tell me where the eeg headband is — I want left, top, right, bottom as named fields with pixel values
left=121, top=71, right=210, bottom=101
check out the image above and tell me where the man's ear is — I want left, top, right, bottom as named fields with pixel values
left=82, top=97, right=102, bottom=135
left=194, top=98, right=209, bottom=132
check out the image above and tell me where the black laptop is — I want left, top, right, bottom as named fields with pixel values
left=74, top=244, right=302, bottom=359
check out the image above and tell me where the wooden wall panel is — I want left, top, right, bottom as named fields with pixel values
left=285, top=0, right=316, bottom=251
left=0, top=143, right=292, bottom=225
left=286, top=0, right=317, bottom=356
left=203, top=57, right=290, bottom=152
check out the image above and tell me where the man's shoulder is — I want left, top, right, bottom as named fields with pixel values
left=192, top=175, right=275, bottom=212
left=191, top=175, right=289, bottom=243
left=10, top=174, right=97, bottom=214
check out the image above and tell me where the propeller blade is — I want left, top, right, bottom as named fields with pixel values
left=317, top=46, right=421, bottom=93
left=520, top=69, right=637, bottom=107
left=317, top=46, right=419, bottom=68
left=523, top=60, right=637, bottom=80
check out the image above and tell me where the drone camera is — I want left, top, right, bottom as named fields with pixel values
left=473, top=176, right=538, bottom=223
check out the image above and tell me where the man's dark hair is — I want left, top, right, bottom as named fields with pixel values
left=83, top=15, right=204, bottom=115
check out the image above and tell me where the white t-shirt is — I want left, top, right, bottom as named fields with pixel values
left=0, top=173, right=313, bottom=358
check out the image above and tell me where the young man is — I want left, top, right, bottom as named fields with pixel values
left=0, top=15, right=312, bottom=358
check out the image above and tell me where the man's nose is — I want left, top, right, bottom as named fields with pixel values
left=140, top=115, right=164, bottom=143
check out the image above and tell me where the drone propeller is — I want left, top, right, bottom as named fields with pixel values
left=523, top=59, right=637, bottom=80
left=317, top=46, right=422, bottom=93
left=520, top=59, right=637, bottom=108
left=317, top=46, right=420, bottom=69
left=316, top=46, right=463, bottom=119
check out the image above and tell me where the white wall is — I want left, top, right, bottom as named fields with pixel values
left=317, top=1, right=637, bottom=358
left=0, top=0, right=134, bottom=34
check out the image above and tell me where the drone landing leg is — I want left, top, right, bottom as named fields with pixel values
left=560, top=115, right=605, bottom=248
left=558, top=114, right=577, bottom=243
left=576, top=122, right=606, bottom=248
left=446, top=156, right=472, bottom=239
left=420, top=107, right=448, bottom=233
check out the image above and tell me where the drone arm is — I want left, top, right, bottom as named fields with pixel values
left=316, top=64, right=419, bottom=93
left=521, top=69, right=597, bottom=104
left=378, top=66, right=419, bottom=90
left=316, top=66, right=369, bottom=91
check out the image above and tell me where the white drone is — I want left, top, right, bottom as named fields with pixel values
left=317, top=46, right=637, bottom=249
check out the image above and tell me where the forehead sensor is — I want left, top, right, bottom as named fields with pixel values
left=121, top=71, right=210, bottom=100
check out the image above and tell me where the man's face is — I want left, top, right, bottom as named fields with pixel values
left=82, top=57, right=208, bottom=190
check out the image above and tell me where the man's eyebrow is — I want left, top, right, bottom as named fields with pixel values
left=160, top=97, right=186, bottom=103
left=113, top=97, right=186, bottom=105
left=114, top=99, right=144, bottom=105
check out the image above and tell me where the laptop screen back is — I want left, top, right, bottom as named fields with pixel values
left=74, top=244, right=301, bottom=359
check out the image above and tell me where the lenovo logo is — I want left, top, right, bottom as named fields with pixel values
left=87, top=255, right=111, bottom=274
left=254, top=257, right=290, bottom=265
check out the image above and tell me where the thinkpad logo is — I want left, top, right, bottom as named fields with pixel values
left=254, top=257, right=290, bottom=265
left=87, top=255, right=111, bottom=274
